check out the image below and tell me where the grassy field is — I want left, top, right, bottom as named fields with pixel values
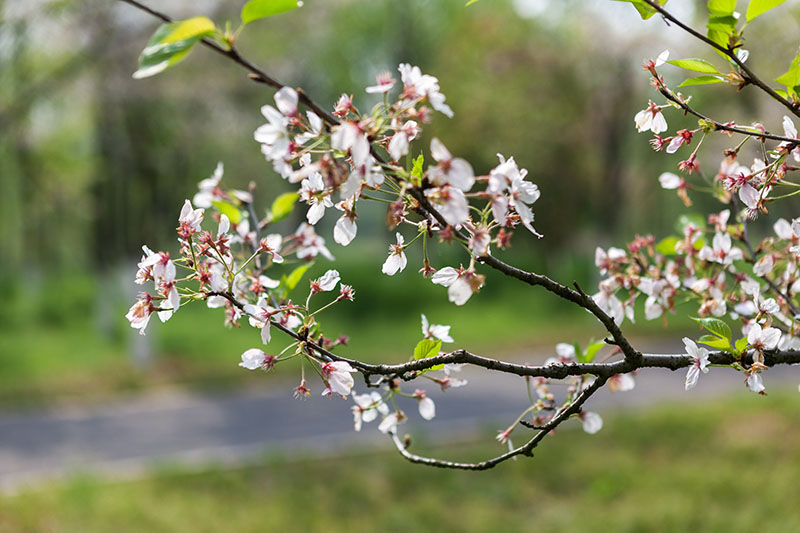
left=2, top=394, right=798, bottom=531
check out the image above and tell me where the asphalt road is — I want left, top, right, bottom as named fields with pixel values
left=2, top=339, right=799, bottom=492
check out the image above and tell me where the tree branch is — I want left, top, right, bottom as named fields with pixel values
left=390, top=376, right=607, bottom=470
left=641, top=0, right=800, bottom=119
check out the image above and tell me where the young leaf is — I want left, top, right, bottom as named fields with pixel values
left=692, top=317, right=732, bottom=341
left=270, top=192, right=300, bottom=223
left=212, top=200, right=243, bottom=225
left=282, top=262, right=313, bottom=292
left=133, top=17, right=216, bottom=79
left=775, top=54, right=800, bottom=98
left=678, top=76, right=725, bottom=87
left=707, top=0, right=736, bottom=16
left=414, top=339, right=444, bottom=370
left=746, top=0, right=788, bottom=21
left=734, top=336, right=749, bottom=353
left=707, top=15, right=738, bottom=33
left=582, top=341, right=605, bottom=364
left=668, top=58, right=721, bottom=74
left=410, top=154, right=424, bottom=186
left=241, top=0, right=301, bottom=25
left=655, top=236, right=680, bottom=256
left=698, top=334, right=732, bottom=351
left=609, top=0, right=669, bottom=20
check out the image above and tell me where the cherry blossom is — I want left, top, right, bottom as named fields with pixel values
left=387, top=120, right=418, bottom=161
left=333, top=197, right=358, bottom=246
left=365, top=71, right=395, bottom=94
left=179, top=200, right=205, bottom=235
left=378, top=411, right=406, bottom=434
left=244, top=297, right=277, bottom=344
left=424, top=185, right=469, bottom=227
left=311, top=269, right=341, bottom=293
left=192, top=162, right=224, bottom=208
left=608, top=373, right=635, bottom=393
left=414, top=390, right=436, bottom=420
left=398, top=63, right=453, bottom=118
left=239, top=348, right=275, bottom=371
left=258, top=234, right=284, bottom=264
left=579, top=411, right=603, bottom=434
left=428, top=138, right=475, bottom=191
left=300, top=173, right=333, bottom=225
left=421, top=314, right=454, bottom=343
left=382, top=233, right=407, bottom=275
left=126, top=292, right=155, bottom=335
left=683, top=338, right=710, bottom=391
left=431, top=266, right=484, bottom=306
left=747, top=323, right=781, bottom=363
left=352, top=391, right=389, bottom=431
left=295, top=223, right=335, bottom=261
left=321, top=361, right=357, bottom=398
left=634, top=100, right=667, bottom=134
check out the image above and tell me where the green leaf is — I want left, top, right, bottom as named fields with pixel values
left=413, top=339, right=444, bottom=371
left=133, top=17, right=216, bottom=79
left=410, top=154, right=424, bottom=186
left=610, top=0, right=669, bottom=20
left=678, top=76, right=726, bottom=87
left=734, top=337, right=749, bottom=354
left=775, top=54, right=800, bottom=98
left=581, top=341, right=605, bottom=364
left=212, top=200, right=242, bottom=225
left=746, top=0, right=788, bottom=21
left=465, top=0, right=482, bottom=5
left=698, top=334, right=732, bottom=351
left=211, top=200, right=242, bottom=225
left=707, top=0, right=736, bottom=15
left=692, top=317, right=732, bottom=341
left=241, top=0, right=301, bottom=25
left=270, top=192, right=299, bottom=223
left=655, top=236, right=680, bottom=255
left=668, top=58, right=721, bottom=74
left=706, top=14, right=738, bottom=32
left=282, top=262, right=313, bottom=292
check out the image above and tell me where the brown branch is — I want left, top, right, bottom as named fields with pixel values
left=390, top=377, right=607, bottom=470
left=656, top=85, right=798, bottom=144
left=641, top=0, right=800, bottom=119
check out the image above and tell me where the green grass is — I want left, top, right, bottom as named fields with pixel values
left=2, top=394, right=798, bottom=531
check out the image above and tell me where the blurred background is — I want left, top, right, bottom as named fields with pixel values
left=2, top=0, right=800, bottom=530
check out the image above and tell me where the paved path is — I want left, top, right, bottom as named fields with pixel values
left=2, top=339, right=799, bottom=492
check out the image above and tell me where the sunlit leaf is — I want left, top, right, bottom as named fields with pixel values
left=282, top=262, right=313, bottom=292
left=414, top=339, right=444, bottom=371
left=746, top=0, right=788, bottom=21
left=668, top=58, right=721, bottom=74
left=735, top=337, right=750, bottom=354
left=775, top=54, right=800, bottom=99
left=692, top=317, right=732, bottom=341
left=656, top=236, right=680, bottom=255
left=212, top=200, right=242, bottom=225
left=698, top=334, right=732, bottom=351
left=410, top=154, right=424, bottom=186
left=241, top=0, right=301, bottom=25
left=270, top=192, right=299, bottom=223
left=133, top=17, right=216, bottom=79
left=678, top=75, right=725, bottom=87
left=582, top=341, right=605, bottom=364
left=707, top=0, right=736, bottom=16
